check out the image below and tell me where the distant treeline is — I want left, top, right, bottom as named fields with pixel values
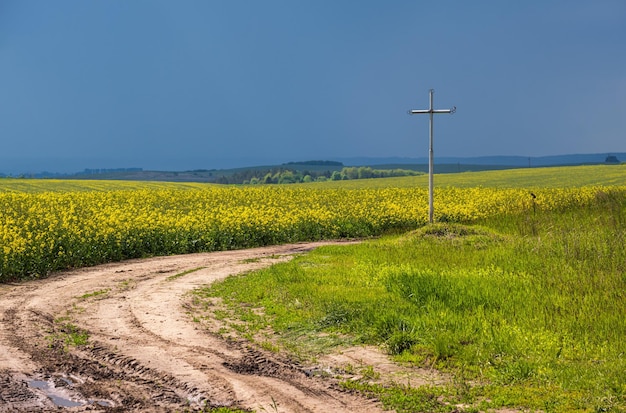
left=79, top=168, right=143, bottom=175
left=215, top=166, right=422, bottom=185
left=0, top=167, right=144, bottom=179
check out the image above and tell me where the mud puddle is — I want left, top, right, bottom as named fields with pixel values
left=27, top=375, right=112, bottom=408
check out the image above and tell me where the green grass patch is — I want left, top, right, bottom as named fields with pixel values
left=47, top=319, right=90, bottom=349
left=239, top=258, right=262, bottom=263
left=76, top=288, right=109, bottom=300
left=117, top=278, right=136, bottom=291
left=239, top=254, right=283, bottom=264
left=166, top=267, right=205, bottom=281
left=307, top=164, right=626, bottom=189
left=193, top=191, right=626, bottom=412
left=180, top=406, right=251, bottom=413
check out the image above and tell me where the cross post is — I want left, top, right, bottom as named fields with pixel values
left=408, top=89, right=456, bottom=224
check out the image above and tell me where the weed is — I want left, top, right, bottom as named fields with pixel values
left=359, top=365, right=380, bottom=381
left=117, top=279, right=136, bottom=291
left=77, top=289, right=109, bottom=300
left=166, top=267, right=205, bottom=281
left=47, top=321, right=89, bottom=350
left=386, top=330, right=419, bottom=356
left=342, top=363, right=355, bottom=375
left=268, top=396, right=279, bottom=413
left=259, top=341, right=280, bottom=353
left=240, top=258, right=261, bottom=263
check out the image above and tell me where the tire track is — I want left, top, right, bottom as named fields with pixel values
left=0, top=241, right=381, bottom=412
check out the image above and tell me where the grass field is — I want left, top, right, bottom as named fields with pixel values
left=194, top=190, right=626, bottom=412
left=308, top=164, right=626, bottom=189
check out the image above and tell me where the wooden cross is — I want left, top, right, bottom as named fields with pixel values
left=409, top=89, right=456, bottom=224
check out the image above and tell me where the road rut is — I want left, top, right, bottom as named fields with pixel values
left=0, top=242, right=384, bottom=412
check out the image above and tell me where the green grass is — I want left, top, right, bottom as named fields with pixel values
left=307, top=164, right=626, bottom=189
left=48, top=318, right=90, bottom=349
left=77, top=289, right=110, bottom=299
left=166, top=267, right=205, bottom=281
left=193, top=190, right=626, bottom=412
left=179, top=407, right=251, bottom=413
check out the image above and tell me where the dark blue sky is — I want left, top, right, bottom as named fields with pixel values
left=1, top=1, right=625, bottom=173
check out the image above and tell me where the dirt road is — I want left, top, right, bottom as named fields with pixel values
left=0, top=242, right=389, bottom=412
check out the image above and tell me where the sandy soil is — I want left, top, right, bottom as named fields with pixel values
left=0, top=241, right=419, bottom=412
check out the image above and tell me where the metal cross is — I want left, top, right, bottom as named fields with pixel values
left=408, top=89, right=456, bottom=224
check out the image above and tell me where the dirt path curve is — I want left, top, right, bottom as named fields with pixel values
left=0, top=242, right=385, bottom=412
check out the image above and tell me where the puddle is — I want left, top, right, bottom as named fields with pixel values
left=28, top=379, right=84, bottom=407
left=27, top=376, right=112, bottom=408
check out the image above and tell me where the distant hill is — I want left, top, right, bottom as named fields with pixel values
left=2, top=153, right=623, bottom=182
left=336, top=153, right=626, bottom=167
left=282, top=160, right=343, bottom=166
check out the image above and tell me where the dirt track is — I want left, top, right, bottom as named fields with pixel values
left=0, top=242, right=392, bottom=412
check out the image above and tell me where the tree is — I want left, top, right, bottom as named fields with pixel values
left=263, top=173, right=274, bottom=184
left=278, top=170, right=296, bottom=184
left=357, top=167, right=374, bottom=179
left=342, top=167, right=359, bottom=180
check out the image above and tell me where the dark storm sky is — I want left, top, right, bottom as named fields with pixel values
left=1, top=1, right=625, bottom=173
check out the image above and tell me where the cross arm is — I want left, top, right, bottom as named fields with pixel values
left=408, top=106, right=456, bottom=115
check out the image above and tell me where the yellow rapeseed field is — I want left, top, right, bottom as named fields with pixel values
left=1, top=180, right=621, bottom=281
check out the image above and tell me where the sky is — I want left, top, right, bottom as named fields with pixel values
left=1, top=1, right=625, bottom=173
